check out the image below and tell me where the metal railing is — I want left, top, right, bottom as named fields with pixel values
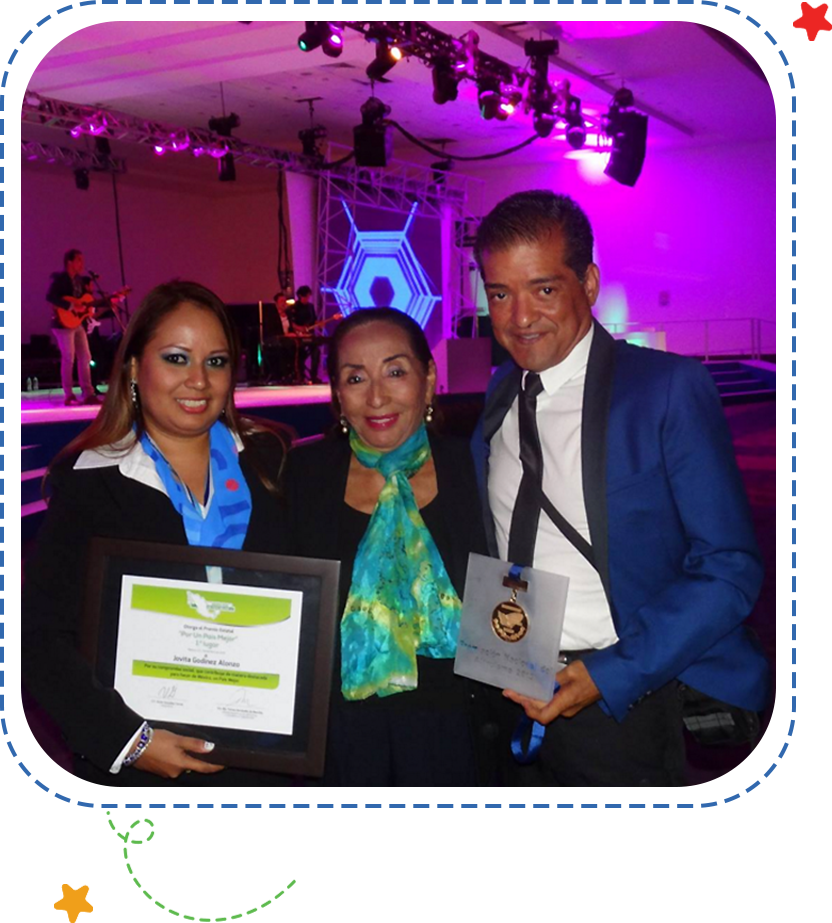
left=604, top=317, right=776, bottom=361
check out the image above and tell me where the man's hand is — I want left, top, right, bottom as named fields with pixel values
left=503, top=660, right=602, bottom=724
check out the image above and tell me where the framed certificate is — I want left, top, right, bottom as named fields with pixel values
left=81, top=538, right=340, bottom=777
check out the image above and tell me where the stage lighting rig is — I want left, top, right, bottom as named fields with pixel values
left=564, top=96, right=587, bottom=150
left=208, top=113, right=240, bottom=137
left=366, top=39, right=404, bottom=82
left=353, top=96, right=393, bottom=167
left=207, top=111, right=240, bottom=182
left=602, top=87, right=648, bottom=186
left=521, top=38, right=560, bottom=139
left=297, top=97, right=327, bottom=161
left=478, top=78, right=507, bottom=121
left=432, top=59, right=460, bottom=105
left=298, top=22, right=344, bottom=58
left=299, top=125, right=327, bottom=159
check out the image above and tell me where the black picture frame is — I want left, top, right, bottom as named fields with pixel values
left=81, top=538, right=340, bottom=778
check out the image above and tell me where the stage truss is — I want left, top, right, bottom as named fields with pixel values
left=22, top=92, right=486, bottom=339
left=316, top=147, right=484, bottom=340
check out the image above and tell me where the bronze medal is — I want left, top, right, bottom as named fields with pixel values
left=491, top=588, right=529, bottom=643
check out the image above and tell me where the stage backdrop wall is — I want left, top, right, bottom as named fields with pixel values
left=466, top=138, right=775, bottom=358
left=21, top=158, right=285, bottom=345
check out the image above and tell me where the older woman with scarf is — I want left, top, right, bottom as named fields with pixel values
left=281, top=307, right=492, bottom=786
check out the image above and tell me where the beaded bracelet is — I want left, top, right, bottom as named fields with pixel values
left=122, top=722, right=154, bottom=769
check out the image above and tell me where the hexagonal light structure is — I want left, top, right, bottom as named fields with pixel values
left=322, top=200, right=441, bottom=328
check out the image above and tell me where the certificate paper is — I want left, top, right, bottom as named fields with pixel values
left=113, top=575, right=304, bottom=735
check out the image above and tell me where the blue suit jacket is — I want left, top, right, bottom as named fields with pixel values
left=471, top=321, right=770, bottom=721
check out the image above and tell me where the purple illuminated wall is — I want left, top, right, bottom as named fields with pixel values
left=468, top=139, right=775, bottom=357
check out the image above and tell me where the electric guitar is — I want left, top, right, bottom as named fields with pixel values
left=289, top=313, right=343, bottom=337
left=55, top=286, right=131, bottom=330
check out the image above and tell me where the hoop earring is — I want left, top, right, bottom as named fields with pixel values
left=425, top=404, right=434, bottom=424
left=130, top=378, right=139, bottom=410
left=339, top=415, right=350, bottom=435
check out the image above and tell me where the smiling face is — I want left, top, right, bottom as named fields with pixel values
left=131, top=302, right=233, bottom=450
left=334, top=320, right=436, bottom=452
left=481, top=229, right=599, bottom=372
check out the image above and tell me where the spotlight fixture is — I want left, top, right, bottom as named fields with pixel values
left=603, top=88, right=648, bottom=186
left=208, top=113, right=241, bottom=137
left=532, top=103, right=556, bottom=139
left=353, top=96, right=392, bottom=167
left=208, top=112, right=240, bottom=181
left=564, top=96, right=587, bottom=150
left=431, top=58, right=459, bottom=105
left=366, top=40, right=403, bottom=82
left=218, top=151, right=236, bottom=182
left=477, top=78, right=504, bottom=121
left=298, top=22, right=344, bottom=58
left=74, top=168, right=90, bottom=191
left=524, top=38, right=559, bottom=138
left=299, top=126, right=327, bottom=159
left=94, top=137, right=112, bottom=157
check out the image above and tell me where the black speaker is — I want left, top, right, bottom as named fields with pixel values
left=605, top=111, right=648, bottom=187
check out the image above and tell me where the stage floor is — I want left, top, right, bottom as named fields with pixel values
left=21, top=384, right=332, bottom=426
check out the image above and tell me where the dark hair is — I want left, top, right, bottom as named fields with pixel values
left=273, top=291, right=287, bottom=302
left=64, top=248, right=82, bottom=267
left=296, top=285, right=312, bottom=299
left=474, top=190, right=595, bottom=282
left=326, top=308, right=433, bottom=385
left=50, top=280, right=285, bottom=494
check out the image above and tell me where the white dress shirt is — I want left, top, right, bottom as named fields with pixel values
left=488, top=327, right=618, bottom=651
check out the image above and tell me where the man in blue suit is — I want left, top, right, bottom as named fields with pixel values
left=472, top=191, right=769, bottom=785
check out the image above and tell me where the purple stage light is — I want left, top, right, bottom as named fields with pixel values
left=153, top=145, right=165, bottom=155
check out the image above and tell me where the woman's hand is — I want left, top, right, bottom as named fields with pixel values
left=133, top=729, right=225, bottom=779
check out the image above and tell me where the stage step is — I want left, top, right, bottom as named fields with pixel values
left=22, top=467, right=48, bottom=506
left=22, top=444, right=48, bottom=471
left=703, top=360, right=775, bottom=404
left=710, top=369, right=754, bottom=383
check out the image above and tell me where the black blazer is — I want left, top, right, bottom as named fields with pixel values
left=21, top=435, right=284, bottom=772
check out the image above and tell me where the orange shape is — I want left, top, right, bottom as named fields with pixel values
left=53, top=885, right=92, bottom=923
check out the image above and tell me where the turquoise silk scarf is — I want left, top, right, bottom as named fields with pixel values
left=341, top=424, right=462, bottom=701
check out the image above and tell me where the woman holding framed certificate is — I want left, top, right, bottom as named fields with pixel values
left=281, top=308, right=493, bottom=786
left=22, top=281, right=291, bottom=786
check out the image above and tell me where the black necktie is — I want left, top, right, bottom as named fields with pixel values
left=507, top=372, right=545, bottom=567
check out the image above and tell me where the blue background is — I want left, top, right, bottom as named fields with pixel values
left=11, top=9, right=808, bottom=923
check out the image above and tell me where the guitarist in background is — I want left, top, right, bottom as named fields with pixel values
left=288, top=285, right=322, bottom=384
left=46, top=248, right=101, bottom=406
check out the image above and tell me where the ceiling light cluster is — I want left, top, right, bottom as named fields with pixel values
left=298, top=21, right=344, bottom=58
left=327, top=22, right=649, bottom=185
